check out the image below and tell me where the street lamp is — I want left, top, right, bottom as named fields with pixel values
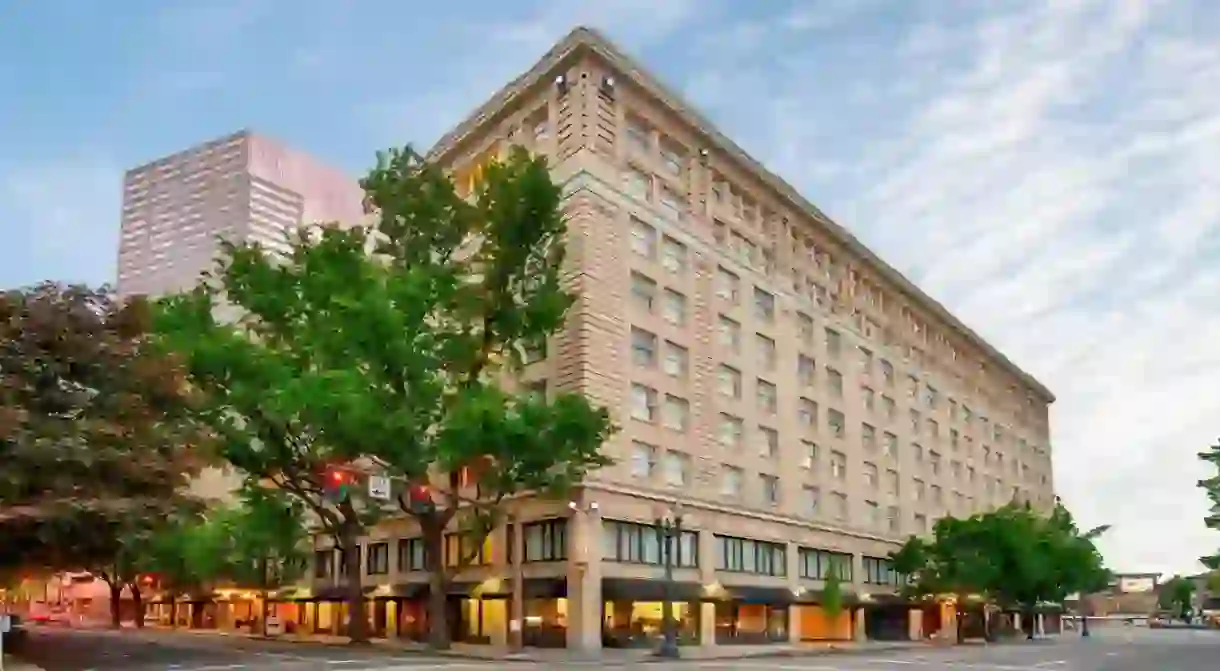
left=653, top=502, right=685, bottom=659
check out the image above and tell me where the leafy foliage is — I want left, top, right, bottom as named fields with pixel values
left=890, top=501, right=1111, bottom=620
left=0, top=283, right=207, bottom=580
left=154, top=146, right=615, bottom=647
left=1198, top=440, right=1220, bottom=569
left=1158, top=575, right=1195, bottom=619
left=822, top=565, right=844, bottom=619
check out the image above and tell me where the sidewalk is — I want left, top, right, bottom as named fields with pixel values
left=131, top=624, right=927, bottom=662
left=4, top=654, right=45, bottom=671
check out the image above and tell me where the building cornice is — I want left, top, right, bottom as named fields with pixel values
left=426, top=26, right=1054, bottom=404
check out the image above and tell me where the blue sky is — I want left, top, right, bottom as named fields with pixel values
left=3, top=0, right=1219, bottom=574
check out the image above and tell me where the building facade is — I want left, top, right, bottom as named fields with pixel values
left=291, top=27, right=1058, bottom=652
left=116, top=130, right=365, bottom=298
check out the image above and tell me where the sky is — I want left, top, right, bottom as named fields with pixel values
left=2, top=0, right=1218, bottom=575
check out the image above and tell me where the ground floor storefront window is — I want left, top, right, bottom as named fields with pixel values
left=602, top=600, right=699, bottom=647
left=714, top=602, right=788, bottom=644
left=453, top=597, right=506, bottom=644
left=522, top=598, right=567, bottom=647
left=395, top=599, right=428, bottom=642
left=796, top=604, right=852, bottom=641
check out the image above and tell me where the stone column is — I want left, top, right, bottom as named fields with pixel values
left=698, top=529, right=716, bottom=647
left=854, top=607, right=867, bottom=641
left=566, top=503, right=603, bottom=653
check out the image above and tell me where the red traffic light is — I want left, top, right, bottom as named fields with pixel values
left=330, top=470, right=345, bottom=484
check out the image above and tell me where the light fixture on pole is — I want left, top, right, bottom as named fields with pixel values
left=653, top=501, right=685, bottom=659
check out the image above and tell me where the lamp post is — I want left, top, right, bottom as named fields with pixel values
left=654, top=502, right=684, bottom=659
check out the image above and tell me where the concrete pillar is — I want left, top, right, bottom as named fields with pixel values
left=509, top=517, right=524, bottom=649
left=908, top=608, right=922, bottom=640
left=788, top=605, right=802, bottom=643
left=386, top=601, right=398, bottom=640
left=854, top=607, right=867, bottom=641
left=566, top=505, right=602, bottom=652
left=1036, top=612, right=1045, bottom=636
left=698, top=529, right=717, bottom=648
left=700, top=602, right=717, bottom=646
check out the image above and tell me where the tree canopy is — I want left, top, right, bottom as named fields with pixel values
left=153, top=145, right=615, bottom=647
left=890, top=501, right=1111, bottom=637
left=0, top=283, right=207, bottom=578
left=1158, top=575, right=1195, bottom=619
left=1197, top=439, right=1220, bottom=570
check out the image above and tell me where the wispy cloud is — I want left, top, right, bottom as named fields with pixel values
left=3, top=0, right=1218, bottom=573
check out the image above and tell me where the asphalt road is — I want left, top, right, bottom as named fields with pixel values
left=10, top=624, right=1220, bottom=671
left=12, top=626, right=486, bottom=671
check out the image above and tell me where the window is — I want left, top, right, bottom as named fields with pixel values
left=603, top=520, right=698, bottom=568
left=828, top=409, right=845, bottom=438
left=624, top=167, right=650, bottom=200
left=862, top=387, right=876, bottom=412
left=444, top=533, right=488, bottom=567
left=522, top=519, right=567, bottom=562
left=927, top=419, right=939, bottom=439
left=753, top=287, right=775, bottom=322
left=797, top=313, right=814, bottom=346
left=863, top=556, right=898, bottom=585
left=914, top=478, right=926, bottom=501
left=932, top=484, right=944, bottom=505
left=799, top=398, right=818, bottom=428
left=950, top=428, right=960, bottom=450
left=523, top=380, right=546, bottom=402
left=859, top=347, right=874, bottom=374
left=722, top=466, right=743, bottom=497
left=718, top=365, right=743, bottom=399
left=663, top=451, right=690, bottom=487
left=756, top=334, right=777, bottom=371
left=830, top=451, right=847, bottom=480
left=798, top=548, right=852, bottom=581
left=756, top=380, right=778, bottom=415
left=803, top=486, right=820, bottom=515
left=662, top=341, right=688, bottom=378
left=366, top=542, right=389, bottom=575
left=797, top=355, right=816, bottom=387
left=715, top=267, right=740, bottom=302
left=631, top=441, right=656, bottom=478
left=658, top=184, right=685, bottom=220
left=339, top=546, right=362, bottom=577
left=825, top=328, right=841, bottom=357
left=880, top=359, right=894, bottom=385
left=910, top=409, right=921, bottom=434
left=718, top=414, right=744, bottom=448
left=802, top=440, right=819, bottom=469
left=662, top=289, right=686, bottom=325
left=760, top=474, right=780, bottom=506
left=630, top=217, right=657, bottom=258
left=715, top=535, right=786, bottom=576
left=882, top=395, right=896, bottom=420
left=397, top=538, right=426, bottom=572
left=826, top=368, right=843, bottom=397
left=886, top=469, right=899, bottom=496
left=862, top=423, right=877, bottom=452
left=864, top=500, right=880, bottom=528
left=830, top=492, right=848, bottom=521
left=314, top=550, right=333, bottom=579
left=630, top=383, right=657, bottom=422
left=630, top=272, right=656, bottom=312
left=759, top=426, right=779, bottom=458
left=662, top=395, right=689, bottom=431
left=718, top=315, right=742, bottom=352
left=883, top=431, right=898, bottom=457
left=913, top=443, right=924, bottom=463
left=631, top=327, right=657, bottom=367
left=930, top=450, right=942, bottom=476
left=660, top=142, right=685, bottom=176
left=886, top=506, right=900, bottom=533
left=660, top=236, right=687, bottom=274
left=914, top=513, right=929, bottom=533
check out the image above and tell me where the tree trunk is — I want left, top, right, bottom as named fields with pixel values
left=169, top=598, right=177, bottom=628
left=1025, top=607, right=1035, bottom=640
left=259, top=556, right=269, bottom=638
left=341, top=526, right=369, bottom=644
left=107, top=582, right=123, bottom=629
left=129, top=584, right=145, bottom=628
left=423, top=520, right=450, bottom=650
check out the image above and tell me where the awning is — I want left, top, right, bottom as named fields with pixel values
left=793, top=589, right=861, bottom=606
left=313, top=585, right=377, bottom=601
left=602, top=578, right=704, bottom=602
left=859, top=592, right=914, bottom=607
left=381, top=578, right=566, bottom=600
left=719, top=585, right=798, bottom=605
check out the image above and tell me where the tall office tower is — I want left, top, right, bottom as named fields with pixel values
left=293, top=29, right=1056, bottom=651
left=116, top=130, right=365, bottom=298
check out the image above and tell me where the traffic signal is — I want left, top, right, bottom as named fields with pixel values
left=406, top=484, right=435, bottom=514
left=323, top=467, right=353, bottom=503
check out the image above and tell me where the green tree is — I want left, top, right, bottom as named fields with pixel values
left=154, top=146, right=615, bottom=647
left=1158, top=575, right=1195, bottom=620
left=890, top=502, right=1111, bottom=641
left=1198, top=440, right=1220, bottom=569
left=821, top=562, right=845, bottom=623
left=216, top=483, right=308, bottom=636
left=0, top=283, right=207, bottom=624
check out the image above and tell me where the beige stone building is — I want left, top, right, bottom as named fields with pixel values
left=291, top=27, right=1056, bottom=652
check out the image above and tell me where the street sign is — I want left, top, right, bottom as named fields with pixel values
left=367, top=475, right=391, bottom=501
